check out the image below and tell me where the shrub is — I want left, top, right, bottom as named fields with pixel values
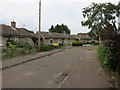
left=40, top=44, right=58, bottom=52
left=79, top=41, right=84, bottom=46
left=72, top=41, right=83, bottom=46
left=3, top=41, right=37, bottom=60
left=3, top=41, right=61, bottom=60
left=6, top=40, right=32, bottom=49
left=98, top=43, right=118, bottom=71
left=52, top=43, right=59, bottom=47
left=7, top=42, right=17, bottom=49
left=2, top=49, right=26, bottom=60
left=59, top=43, right=64, bottom=47
left=72, top=41, right=75, bottom=46
left=2, top=49, right=7, bottom=53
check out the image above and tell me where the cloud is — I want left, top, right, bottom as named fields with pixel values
left=41, top=1, right=92, bottom=34
left=0, top=0, right=120, bottom=34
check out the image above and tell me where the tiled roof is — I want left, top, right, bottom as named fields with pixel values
left=36, top=31, right=79, bottom=39
left=67, top=35, right=79, bottom=39
left=51, top=32, right=66, bottom=39
left=40, top=32, right=53, bottom=38
left=1, top=24, right=35, bottom=37
left=78, top=35, right=91, bottom=40
left=40, top=32, right=67, bottom=39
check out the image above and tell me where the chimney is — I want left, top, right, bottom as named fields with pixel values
left=49, top=29, right=51, bottom=33
left=11, top=21, right=16, bottom=28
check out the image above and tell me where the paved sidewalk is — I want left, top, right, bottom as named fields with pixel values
left=2, top=47, right=68, bottom=69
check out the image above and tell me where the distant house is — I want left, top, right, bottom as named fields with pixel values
left=36, top=30, right=79, bottom=45
left=67, top=34, right=80, bottom=44
left=40, top=31, right=66, bottom=45
left=0, top=21, right=35, bottom=47
left=77, top=33, right=94, bottom=43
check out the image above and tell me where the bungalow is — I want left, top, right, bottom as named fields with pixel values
left=37, top=30, right=79, bottom=45
left=77, top=33, right=94, bottom=43
left=0, top=21, right=36, bottom=47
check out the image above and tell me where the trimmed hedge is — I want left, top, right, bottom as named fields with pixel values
left=72, top=41, right=83, bottom=46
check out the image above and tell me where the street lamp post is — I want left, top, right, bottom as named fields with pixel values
left=38, top=0, right=41, bottom=52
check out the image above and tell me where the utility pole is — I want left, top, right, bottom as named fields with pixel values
left=67, top=32, right=69, bottom=47
left=38, top=0, right=41, bottom=52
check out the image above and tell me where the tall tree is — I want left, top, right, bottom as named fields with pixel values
left=49, top=24, right=70, bottom=34
left=81, top=2, right=120, bottom=40
left=81, top=2, right=120, bottom=72
left=50, top=25, right=54, bottom=30
left=49, top=25, right=54, bottom=32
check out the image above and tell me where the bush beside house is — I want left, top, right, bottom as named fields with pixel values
left=72, top=41, right=83, bottom=46
left=2, top=40, right=62, bottom=60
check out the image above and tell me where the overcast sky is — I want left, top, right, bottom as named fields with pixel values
left=0, top=0, right=119, bottom=34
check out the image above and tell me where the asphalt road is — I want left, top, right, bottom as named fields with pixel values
left=2, top=46, right=112, bottom=88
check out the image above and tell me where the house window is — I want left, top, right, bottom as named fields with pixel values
left=26, top=37, right=30, bottom=43
left=14, top=37, right=19, bottom=42
left=58, top=39, right=61, bottom=43
left=49, top=39, right=53, bottom=44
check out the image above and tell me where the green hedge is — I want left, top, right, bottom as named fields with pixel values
left=98, top=43, right=118, bottom=71
left=72, top=41, right=83, bottom=46
left=98, top=44, right=109, bottom=65
left=40, top=44, right=59, bottom=51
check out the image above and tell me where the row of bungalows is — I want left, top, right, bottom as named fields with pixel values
left=0, top=22, right=79, bottom=47
left=37, top=31, right=79, bottom=45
